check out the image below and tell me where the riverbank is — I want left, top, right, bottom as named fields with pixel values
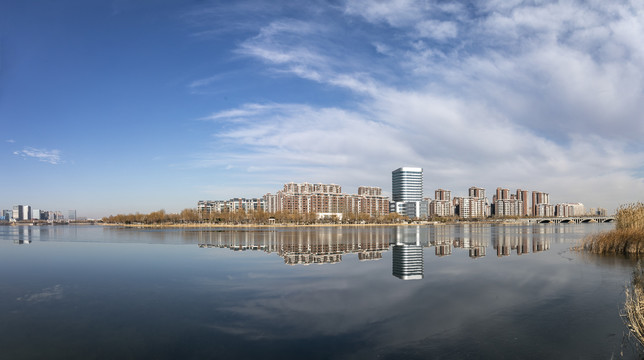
left=101, top=218, right=536, bottom=229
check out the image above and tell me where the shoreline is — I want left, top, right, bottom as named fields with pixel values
left=100, top=219, right=535, bottom=229
left=3, top=217, right=610, bottom=229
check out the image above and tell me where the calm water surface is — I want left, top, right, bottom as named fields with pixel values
left=0, top=223, right=638, bottom=359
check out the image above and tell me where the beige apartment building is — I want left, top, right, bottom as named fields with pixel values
left=263, top=182, right=389, bottom=217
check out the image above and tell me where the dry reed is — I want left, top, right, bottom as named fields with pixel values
left=617, top=202, right=644, bottom=230
left=582, top=203, right=644, bottom=255
left=624, top=264, right=644, bottom=348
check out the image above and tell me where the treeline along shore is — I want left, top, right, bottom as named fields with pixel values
left=102, top=209, right=411, bottom=226
left=101, top=209, right=549, bottom=227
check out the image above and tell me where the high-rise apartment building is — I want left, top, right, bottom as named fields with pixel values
left=469, top=187, right=486, bottom=199
left=391, top=167, right=425, bottom=218
left=429, top=200, right=453, bottom=217
left=454, top=186, right=488, bottom=218
left=555, top=203, right=585, bottom=217
left=495, top=199, right=523, bottom=217
left=12, top=205, right=31, bottom=221
left=454, top=196, right=487, bottom=218
left=495, top=187, right=510, bottom=201
left=492, top=187, right=526, bottom=217
left=392, top=167, right=423, bottom=202
left=532, top=191, right=550, bottom=216
left=435, top=189, right=451, bottom=201
left=197, top=182, right=389, bottom=217
left=516, top=189, right=530, bottom=216
left=429, top=189, right=453, bottom=217
left=358, top=186, right=382, bottom=196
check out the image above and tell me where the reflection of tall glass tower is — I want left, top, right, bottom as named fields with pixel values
left=392, top=227, right=424, bottom=280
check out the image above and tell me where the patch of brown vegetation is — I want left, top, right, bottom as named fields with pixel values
left=624, top=265, right=644, bottom=348
left=581, top=203, right=644, bottom=255
left=582, top=228, right=644, bottom=254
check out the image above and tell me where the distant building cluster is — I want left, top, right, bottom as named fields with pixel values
left=197, top=166, right=607, bottom=220
left=0, top=205, right=77, bottom=222
left=199, top=182, right=390, bottom=218
left=389, top=167, right=606, bottom=219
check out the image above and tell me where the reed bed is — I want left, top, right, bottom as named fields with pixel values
left=617, top=202, right=644, bottom=231
left=624, top=264, right=644, bottom=348
left=582, top=203, right=644, bottom=255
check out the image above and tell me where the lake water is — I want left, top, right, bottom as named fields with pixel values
left=0, top=223, right=639, bottom=359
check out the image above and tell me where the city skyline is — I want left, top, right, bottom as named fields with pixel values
left=1, top=171, right=606, bottom=220
left=2, top=1, right=643, bottom=218
left=195, top=176, right=605, bottom=219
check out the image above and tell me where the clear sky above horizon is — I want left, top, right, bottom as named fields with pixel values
left=1, top=0, right=643, bottom=218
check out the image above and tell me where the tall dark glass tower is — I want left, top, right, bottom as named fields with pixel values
left=392, top=167, right=423, bottom=202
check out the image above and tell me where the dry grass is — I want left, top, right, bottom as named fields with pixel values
left=624, top=265, right=644, bottom=348
left=582, top=228, right=644, bottom=254
left=617, top=202, right=644, bottom=231
left=581, top=203, right=644, bottom=255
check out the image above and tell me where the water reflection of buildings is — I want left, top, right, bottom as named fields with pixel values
left=430, top=224, right=489, bottom=259
left=392, top=227, right=424, bottom=280
left=7, top=226, right=41, bottom=244
left=434, top=239, right=452, bottom=257
left=491, top=226, right=551, bottom=257
left=197, top=228, right=389, bottom=266
left=427, top=224, right=554, bottom=259
left=195, top=224, right=556, bottom=277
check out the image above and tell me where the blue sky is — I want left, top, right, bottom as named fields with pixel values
left=1, top=0, right=643, bottom=218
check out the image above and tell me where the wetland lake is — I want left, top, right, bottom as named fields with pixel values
left=0, top=223, right=638, bottom=359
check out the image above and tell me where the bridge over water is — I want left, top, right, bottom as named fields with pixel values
left=526, top=216, right=615, bottom=224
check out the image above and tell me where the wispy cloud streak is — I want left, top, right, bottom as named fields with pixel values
left=13, top=147, right=63, bottom=165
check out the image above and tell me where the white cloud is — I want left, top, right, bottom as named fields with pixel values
left=344, top=0, right=427, bottom=27
left=201, top=103, right=309, bottom=121
left=192, top=0, right=644, bottom=210
left=13, top=147, right=63, bottom=165
left=372, top=42, right=391, bottom=55
left=415, top=20, right=457, bottom=40
left=188, top=75, right=222, bottom=89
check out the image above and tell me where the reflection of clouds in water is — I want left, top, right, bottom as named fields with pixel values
left=207, top=323, right=269, bottom=341
left=188, top=225, right=626, bottom=356
left=200, top=258, right=599, bottom=353
left=17, top=284, right=63, bottom=303
left=205, top=275, right=426, bottom=340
